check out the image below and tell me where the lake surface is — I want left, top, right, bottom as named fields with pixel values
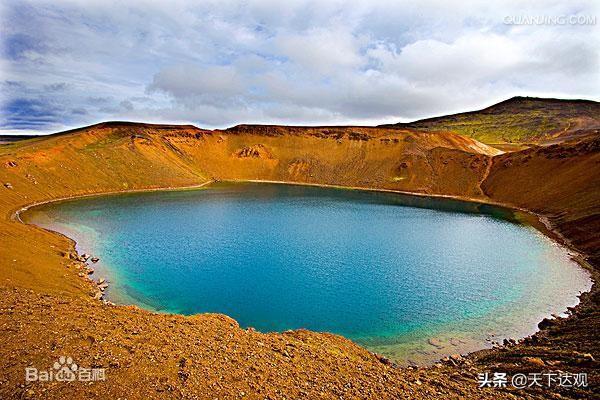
left=25, top=182, right=591, bottom=364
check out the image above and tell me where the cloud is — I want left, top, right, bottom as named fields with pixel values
left=275, top=27, right=366, bottom=74
left=374, top=34, right=523, bottom=84
left=1, top=98, right=67, bottom=130
left=2, top=33, right=48, bottom=61
left=1, top=0, right=598, bottom=133
left=148, top=65, right=245, bottom=104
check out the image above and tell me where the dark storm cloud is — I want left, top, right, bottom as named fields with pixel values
left=1, top=98, right=62, bottom=129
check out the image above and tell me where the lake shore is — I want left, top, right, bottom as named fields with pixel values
left=1, top=122, right=598, bottom=399
left=17, top=180, right=595, bottom=368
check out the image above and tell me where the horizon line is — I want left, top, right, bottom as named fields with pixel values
left=2, top=94, right=598, bottom=137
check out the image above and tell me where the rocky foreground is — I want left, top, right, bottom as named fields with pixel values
left=0, top=98, right=598, bottom=399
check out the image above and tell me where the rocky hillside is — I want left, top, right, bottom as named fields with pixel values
left=482, top=135, right=600, bottom=265
left=380, top=97, right=600, bottom=146
left=0, top=112, right=598, bottom=398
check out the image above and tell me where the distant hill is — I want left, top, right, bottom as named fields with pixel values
left=379, top=96, right=600, bottom=145
left=0, top=134, right=41, bottom=144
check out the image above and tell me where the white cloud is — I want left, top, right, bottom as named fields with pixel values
left=1, top=0, right=598, bottom=133
left=275, top=27, right=366, bottom=74
left=379, top=34, right=523, bottom=84
left=149, top=65, right=244, bottom=101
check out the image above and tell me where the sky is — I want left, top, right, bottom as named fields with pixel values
left=1, top=0, right=598, bottom=134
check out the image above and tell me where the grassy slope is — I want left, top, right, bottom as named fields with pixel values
left=380, top=96, right=600, bottom=145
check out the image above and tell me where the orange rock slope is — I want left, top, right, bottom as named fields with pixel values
left=0, top=108, right=598, bottom=399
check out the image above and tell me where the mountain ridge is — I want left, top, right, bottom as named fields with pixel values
left=4, top=96, right=599, bottom=148
left=379, top=96, right=600, bottom=145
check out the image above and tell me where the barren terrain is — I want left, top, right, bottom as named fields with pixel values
left=0, top=97, right=598, bottom=399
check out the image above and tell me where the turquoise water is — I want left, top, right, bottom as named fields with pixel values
left=25, top=183, right=591, bottom=364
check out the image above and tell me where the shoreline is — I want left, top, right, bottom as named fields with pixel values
left=11, top=179, right=215, bottom=223
left=14, top=178, right=596, bottom=366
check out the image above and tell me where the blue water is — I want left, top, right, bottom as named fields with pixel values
left=25, top=183, right=591, bottom=363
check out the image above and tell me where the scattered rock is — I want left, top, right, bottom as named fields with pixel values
left=538, top=318, right=555, bottom=330
left=4, top=183, right=13, bottom=189
left=233, top=144, right=272, bottom=159
left=582, top=353, right=595, bottom=362
left=428, top=338, right=444, bottom=349
left=377, top=354, right=392, bottom=365
left=443, top=354, right=463, bottom=366
left=5, top=161, right=17, bottom=167
left=523, top=357, right=545, bottom=367
left=91, top=257, right=99, bottom=263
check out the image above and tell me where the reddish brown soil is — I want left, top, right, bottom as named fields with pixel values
left=0, top=114, right=598, bottom=399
